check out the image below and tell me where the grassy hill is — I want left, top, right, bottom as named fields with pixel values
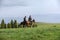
left=0, top=23, right=60, bottom=40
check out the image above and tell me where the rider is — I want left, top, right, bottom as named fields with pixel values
left=33, top=19, right=35, bottom=22
left=28, top=15, right=32, bottom=22
left=24, top=16, right=26, bottom=22
left=28, top=15, right=32, bottom=25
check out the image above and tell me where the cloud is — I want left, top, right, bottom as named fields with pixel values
left=0, top=0, right=60, bottom=17
left=0, top=0, right=60, bottom=8
left=0, top=0, right=60, bottom=23
left=0, top=0, right=27, bottom=7
left=0, top=0, right=2, bottom=6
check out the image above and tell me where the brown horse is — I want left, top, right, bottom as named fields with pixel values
left=19, top=19, right=37, bottom=27
left=19, top=21, right=32, bottom=27
left=26, top=21, right=32, bottom=27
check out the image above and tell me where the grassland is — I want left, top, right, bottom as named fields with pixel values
left=0, top=23, right=60, bottom=40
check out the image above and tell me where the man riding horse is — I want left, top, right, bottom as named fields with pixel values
left=19, top=15, right=36, bottom=27
left=28, top=15, right=32, bottom=25
left=28, top=15, right=32, bottom=22
left=23, top=16, right=27, bottom=27
left=23, top=16, right=26, bottom=23
left=22, top=15, right=32, bottom=27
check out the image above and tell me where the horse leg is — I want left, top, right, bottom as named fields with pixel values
left=23, top=25, right=25, bottom=28
left=23, top=23, right=27, bottom=28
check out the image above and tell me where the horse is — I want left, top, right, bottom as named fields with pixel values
left=25, top=20, right=37, bottom=27
left=19, top=19, right=37, bottom=28
left=26, top=21, right=32, bottom=27
left=18, top=21, right=27, bottom=28
left=18, top=21, right=32, bottom=28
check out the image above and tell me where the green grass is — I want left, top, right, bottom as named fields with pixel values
left=0, top=23, right=60, bottom=40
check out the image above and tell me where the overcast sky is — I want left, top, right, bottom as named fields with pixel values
left=0, top=0, right=60, bottom=17
left=0, top=0, right=60, bottom=23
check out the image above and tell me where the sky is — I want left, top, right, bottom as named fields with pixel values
left=0, top=0, right=60, bottom=23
